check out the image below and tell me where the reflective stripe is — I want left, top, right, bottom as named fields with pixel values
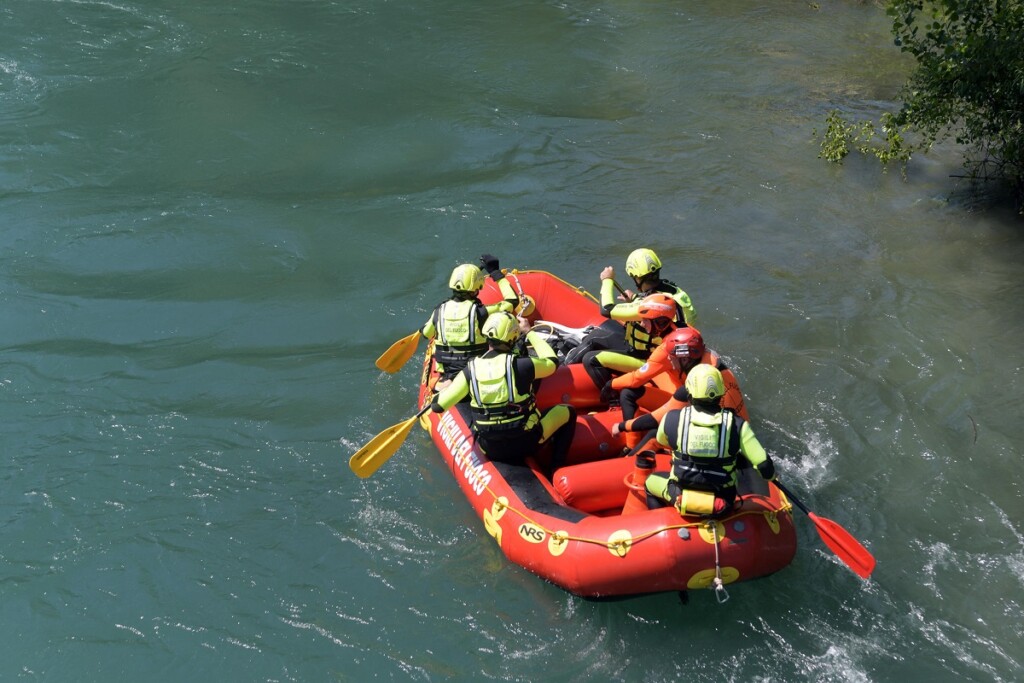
left=680, top=406, right=691, bottom=455
left=671, top=408, right=737, bottom=487
left=436, top=300, right=481, bottom=347
left=468, top=354, right=534, bottom=430
left=717, top=410, right=730, bottom=459
left=469, top=355, right=515, bottom=407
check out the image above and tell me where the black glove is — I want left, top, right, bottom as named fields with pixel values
left=600, top=381, right=618, bottom=404
left=756, top=459, right=776, bottom=481
left=480, top=253, right=501, bottom=277
left=430, top=400, right=444, bottom=414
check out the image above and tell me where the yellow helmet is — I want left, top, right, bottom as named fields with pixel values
left=482, top=311, right=520, bottom=344
left=625, top=248, right=662, bottom=278
left=685, top=364, right=725, bottom=401
left=449, top=264, right=484, bottom=292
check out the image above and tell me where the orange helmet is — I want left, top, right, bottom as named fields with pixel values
left=636, top=293, right=677, bottom=321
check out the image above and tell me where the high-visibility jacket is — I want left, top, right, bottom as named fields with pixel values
left=599, top=280, right=695, bottom=356
left=466, top=353, right=537, bottom=434
left=426, top=299, right=488, bottom=368
left=432, top=332, right=559, bottom=435
left=657, top=406, right=769, bottom=491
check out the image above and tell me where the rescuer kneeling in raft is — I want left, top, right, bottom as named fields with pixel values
left=430, top=311, right=576, bottom=475
left=635, top=364, right=775, bottom=517
left=422, top=258, right=519, bottom=383
left=608, top=326, right=749, bottom=453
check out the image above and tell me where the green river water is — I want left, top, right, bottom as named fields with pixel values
left=1, top=0, right=1022, bottom=681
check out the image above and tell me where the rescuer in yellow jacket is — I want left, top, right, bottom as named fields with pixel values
left=421, top=256, right=519, bottom=380
left=430, top=312, right=577, bottom=475
left=575, top=248, right=697, bottom=391
left=639, top=365, right=776, bottom=517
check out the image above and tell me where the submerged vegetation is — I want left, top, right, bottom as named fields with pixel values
left=820, top=0, right=1024, bottom=210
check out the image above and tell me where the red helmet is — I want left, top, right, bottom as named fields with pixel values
left=663, top=327, right=705, bottom=361
left=636, top=293, right=677, bottom=321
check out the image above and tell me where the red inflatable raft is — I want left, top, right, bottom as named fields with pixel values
left=416, top=270, right=797, bottom=599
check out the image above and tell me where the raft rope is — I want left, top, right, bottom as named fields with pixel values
left=506, top=272, right=528, bottom=304
left=709, top=521, right=730, bottom=604
left=431, top=271, right=789, bottom=594
left=479, top=478, right=791, bottom=560
left=506, top=268, right=600, bottom=302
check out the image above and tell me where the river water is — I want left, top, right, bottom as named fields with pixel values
left=2, top=0, right=1022, bottom=681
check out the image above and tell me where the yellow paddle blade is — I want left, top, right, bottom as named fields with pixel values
left=348, top=409, right=427, bottom=478
left=375, top=330, right=421, bottom=373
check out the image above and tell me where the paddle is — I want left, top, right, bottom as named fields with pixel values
left=375, top=330, right=421, bottom=373
left=349, top=405, right=432, bottom=478
left=774, top=480, right=876, bottom=579
left=612, top=279, right=631, bottom=299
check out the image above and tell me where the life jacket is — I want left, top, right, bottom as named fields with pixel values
left=669, top=406, right=741, bottom=492
left=433, top=299, right=487, bottom=367
left=623, top=319, right=668, bottom=356
left=467, top=354, right=536, bottom=434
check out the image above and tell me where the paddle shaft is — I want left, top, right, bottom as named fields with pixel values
left=775, top=480, right=811, bottom=516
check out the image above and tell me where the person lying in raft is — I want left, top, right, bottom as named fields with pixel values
left=422, top=256, right=518, bottom=383
left=430, top=311, right=576, bottom=474
left=631, top=364, right=776, bottom=517
left=607, top=326, right=749, bottom=452
left=579, top=292, right=681, bottom=391
left=572, top=247, right=696, bottom=391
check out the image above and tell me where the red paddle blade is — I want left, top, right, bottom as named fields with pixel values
left=808, top=512, right=876, bottom=579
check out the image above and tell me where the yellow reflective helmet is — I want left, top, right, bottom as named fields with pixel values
left=482, top=311, right=520, bottom=344
left=449, top=264, right=484, bottom=292
left=625, top=248, right=662, bottom=278
left=685, top=364, right=725, bottom=401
